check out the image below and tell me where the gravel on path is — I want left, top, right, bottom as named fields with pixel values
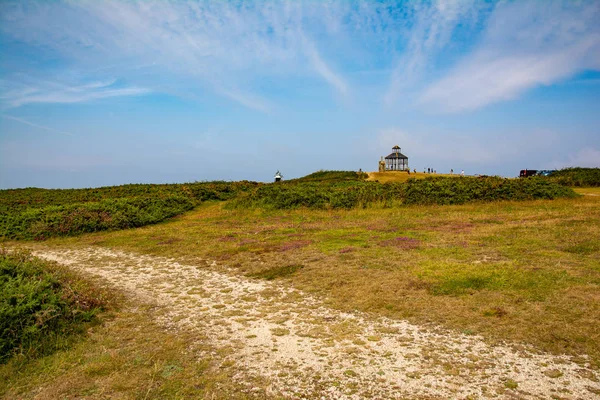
left=33, top=247, right=600, bottom=400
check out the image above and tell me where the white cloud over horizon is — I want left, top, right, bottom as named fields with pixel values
left=373, top=126, right=599, bottom=176
left=559, top=147, right=600, bottom=169
left=375, top=127, right=498, bottom=167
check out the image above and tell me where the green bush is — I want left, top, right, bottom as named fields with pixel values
left=0, top=181, right=260, bottom=240
left=229, top=181, right=405, bottom=210
left=289, top=170, right=368, bottom=182
left=402, top=176, right=577, bottom=205
left=0, top=250, right=105, bottom=363
left=0, top=181, right=259, bottom=215
left=230, top=176, right=577, bottom=210
left=1, top=196, right=194, bottom=240
left=547, top=167, right=600, bottom=187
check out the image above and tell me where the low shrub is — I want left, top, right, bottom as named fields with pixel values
left=290, top=170, right=368, bottom=182
left=1, top=196, right=194, bottom=240
left=230, top=176, right=576, bottom=210
left=547, top=167, right=600, bottom=187
left=0, top=250, right=106, bottom=363
left=402, top=176, right=577, bottom=205
left=0, top=181, right=260, bottom=215
left=229, top=181, right=405, bottom=210
left=0, top=181, right=260, bottom=241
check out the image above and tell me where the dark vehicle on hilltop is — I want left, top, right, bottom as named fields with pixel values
left=520, top=169, right=538, bottom=178
left=537, top=170, right=557, bottom=176
left=519, top=169, right=556, bottom=178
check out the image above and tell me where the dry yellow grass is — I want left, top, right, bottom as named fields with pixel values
left=0, top=299, right=258, bottom=399
left=574, top=187, right=600, bottom=195
left=29, top=191, right=600, bottom=368
left=366, top=171, right=452, bottom=183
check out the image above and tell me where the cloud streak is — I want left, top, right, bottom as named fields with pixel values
left=1, top=1, right=599, bottom=113
left=384, top=0, right=484, bottom=106
left=0, top=1, right=354, bottom=111
left=418, top=1, right=600, bottom=112
left=0, top=79, right=150, bottom=108
left=2, top=114, right=74, bottom=136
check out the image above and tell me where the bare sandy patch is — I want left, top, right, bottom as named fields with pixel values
left=32, top=246, right=600, bottom=399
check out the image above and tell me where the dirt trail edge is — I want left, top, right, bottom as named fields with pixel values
left=33, top=247, right=599, bottom=399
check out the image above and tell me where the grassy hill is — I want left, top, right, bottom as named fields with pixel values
left=2, top=172, right=577, bottom=240
left=1, top=171, right=599, bottom=397
left=34, top=183, right=600, bottom=368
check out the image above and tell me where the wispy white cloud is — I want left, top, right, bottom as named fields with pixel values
left=384, top=0, right=484, bottom=106
left=0, top=79, right=150, bottom=108
left=2, top=114, right=74, bottom=136
left=302, top=37, right=348, bottom=95
left=418, top=1, right=600, bottom=112
left=219, top=89, right=273, bottom=114
left=0, top=1, right=356, bottom=111
left=1, top=1, right=598, bottom=114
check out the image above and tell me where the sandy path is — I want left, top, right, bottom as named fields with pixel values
left=33, top=247, right=599, bottom=399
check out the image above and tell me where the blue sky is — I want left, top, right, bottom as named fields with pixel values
left=1, top=0, right=599, bottom=189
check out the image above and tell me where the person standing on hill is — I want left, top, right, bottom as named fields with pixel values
left=450, top=169, right=454, bottom=174
left=461, top=170, right=465, bottom=176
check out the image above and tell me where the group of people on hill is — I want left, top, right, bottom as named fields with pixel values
left=450, top=169, right=465, bottom=176
left=405, top=168, right=465, bottom=176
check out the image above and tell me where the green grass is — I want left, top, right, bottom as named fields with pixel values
left=49, top=192, right=600, bottom=367
left=1, top=174, right=577, bottom=241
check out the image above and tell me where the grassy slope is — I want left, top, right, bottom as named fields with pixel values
left=3, top=175, right=598, bottom=397
left=33, top=190, right=600, bottom=367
